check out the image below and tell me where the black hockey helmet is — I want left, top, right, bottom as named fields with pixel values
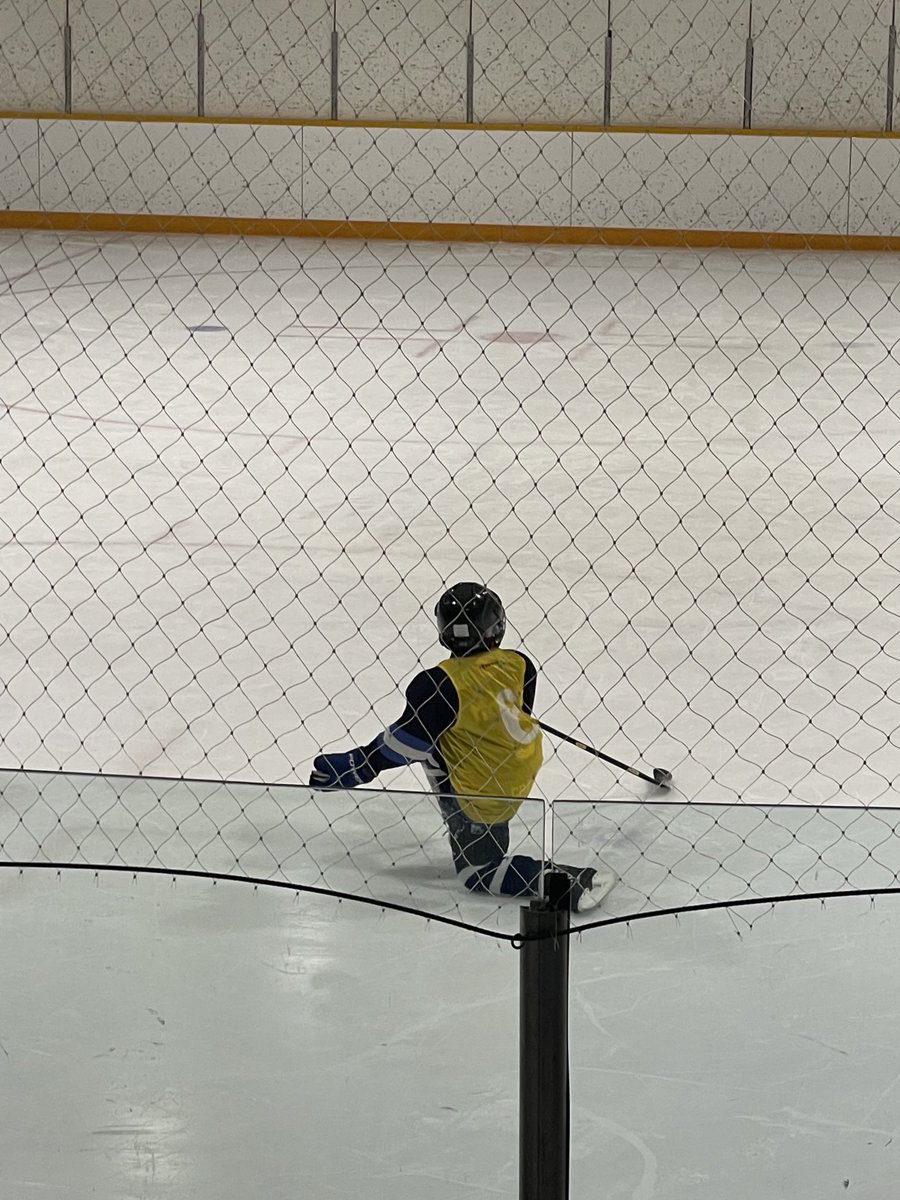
left=435, top=582, right=506, bottom=656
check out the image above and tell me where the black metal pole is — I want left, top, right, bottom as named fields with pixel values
left=887, top=1, right=897, bottom=133
left=196, top=4, right=205, bottom=118
left=602, top=0, right=612, bottom=126
left=330, top=0, right=339, bottom=121
left=519, top=870, right=571, bottom=1200
left=465, top=0, right=475, bottom=124
left=742, top=1, right=755, bottom=129
left=63, top=0, right=72, bottom=114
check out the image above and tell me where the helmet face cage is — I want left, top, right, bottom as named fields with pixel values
left=435, top=582, right=506, bottom=656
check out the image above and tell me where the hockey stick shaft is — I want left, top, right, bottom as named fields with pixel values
left=536, top=720, right=672, bottom=789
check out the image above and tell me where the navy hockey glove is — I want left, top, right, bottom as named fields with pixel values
left=309, top=749, right=377, bottom=789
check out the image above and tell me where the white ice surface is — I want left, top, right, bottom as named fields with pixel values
left=0, top=869, right=898, bottom=1200
left=2, top=232, right=900, bottom=805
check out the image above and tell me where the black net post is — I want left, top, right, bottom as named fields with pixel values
left=519, top=870, right=571, bottom=1200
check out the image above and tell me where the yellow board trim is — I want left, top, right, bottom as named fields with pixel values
left=0, top=209, right=898, bottom=252
left=0, top=108, right=899, bottom=141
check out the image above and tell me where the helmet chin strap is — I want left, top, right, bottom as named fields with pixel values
left=439, top=632, right=490, bottom=656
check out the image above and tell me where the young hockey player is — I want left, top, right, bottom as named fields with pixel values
left=309, top=581, right=611, bottom=912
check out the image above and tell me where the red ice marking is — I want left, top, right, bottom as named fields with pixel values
left=413, top=325, right=567, bottom=355
left=483, top=330, right=556, bottom=345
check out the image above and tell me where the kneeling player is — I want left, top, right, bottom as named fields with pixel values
left=308, top=582, right=610, bottom=913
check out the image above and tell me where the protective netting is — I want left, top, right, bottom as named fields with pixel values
left=1, top=0, right=897, bottom=129
left=2, top=2, right=900, bottom=927
left=3, top=769, right=900, bottom=936
left=3, top=227, right=900, bottom=807
left=3, top=15, right=900, bottom=1200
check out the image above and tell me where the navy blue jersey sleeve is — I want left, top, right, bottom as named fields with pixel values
left=361, top=666, right=459, bottom=772
left=516, top=652, right=538, bottom=715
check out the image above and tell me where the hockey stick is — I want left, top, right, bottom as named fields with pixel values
left=537, top=721, right=673, bottom=789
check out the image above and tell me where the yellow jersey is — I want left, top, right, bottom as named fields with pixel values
left=436, top=649, right=543, bottom=823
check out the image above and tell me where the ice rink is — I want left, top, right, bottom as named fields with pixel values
left=0, top=868, right=898, bottom=1200
left=3, top=231, right=900, bottom=805
left=3, top=230, right=900, bottom=1197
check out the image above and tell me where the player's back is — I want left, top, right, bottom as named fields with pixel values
left=437, top=648, right=543, bottom=820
